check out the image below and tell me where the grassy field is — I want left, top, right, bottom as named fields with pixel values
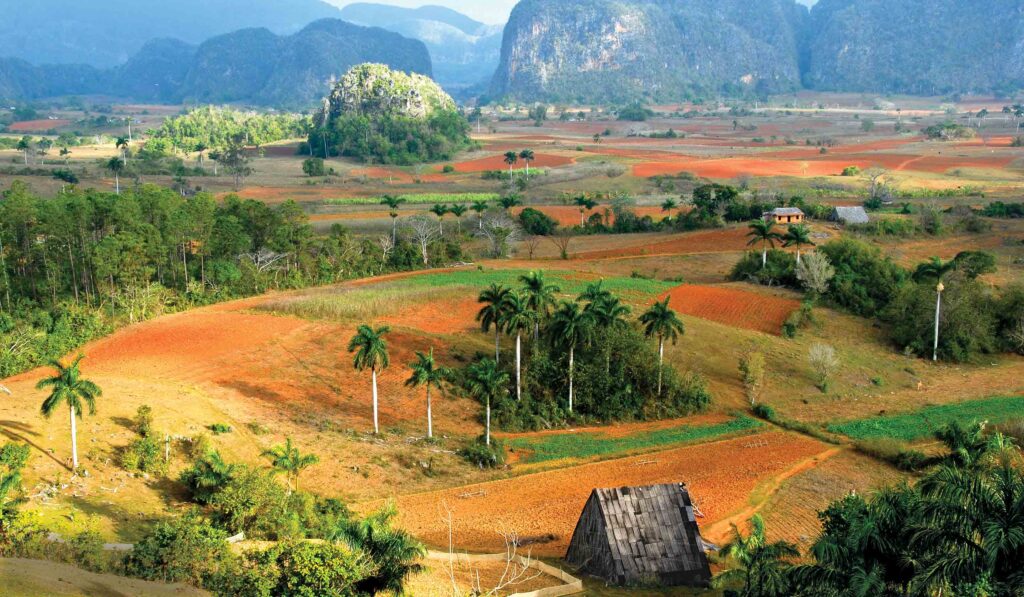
left=393, top=268, right=678, bottom=300
left=828, top=395, right=1024, bottom=441
left=323, top=192, right=499, bottom=205
left=507, top=417, right=762, bottom=463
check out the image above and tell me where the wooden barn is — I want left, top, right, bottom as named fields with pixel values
left=565, top=483, right=712, bottom=588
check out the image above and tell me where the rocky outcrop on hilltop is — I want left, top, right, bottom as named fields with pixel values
left=314, top=63, right=456, bottom=127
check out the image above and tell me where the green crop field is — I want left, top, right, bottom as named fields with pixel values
left=506, top=416, right=762, bottom=464
left=828, top=395, right=1024, bottom=442
left=395, top=268, right=677, bottom=301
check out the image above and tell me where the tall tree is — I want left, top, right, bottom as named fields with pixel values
left=106, top=157, right=125, bottom=195
left=448, top=204, right=467, bottom=233
left=115, top=136, right=130, bottom=164
left=464, top=358, right=508, bottom=446
left=470, top=199, right=489, bottom=230
left=36, top=354, right=101, bottom=470
left=639, top=298, right=686, bottom=395
left=548, top=301, right=594, bottom=412
left=519, top=270, right=560, bottom=341
left=714, top=515, right=799, bottom=597
left=782, top=223, right=815, bottom=265
left=380, top=195, right=406, bottom=244
left=500, top=291, right=537, bottom=402
left=573, top=195, right=598, bottom=226
left=747, top=219, right=782, bottom=268
left=476, top=284, right=512, bottom=363
left=913, top=257, right=955, bottom=361
left=405, top=348, right=450, bottom=439
left=503, top=151, right=518, bottom=180
left=348, top=325, right=390, bottom=435
left=429, top=204, right=448, bottom=235
left=518, top=149, right=535, bottom=180
left=261, top=437, right=318, bottom=493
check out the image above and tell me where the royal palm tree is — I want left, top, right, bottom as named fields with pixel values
left=262, top=437, right=318, bottom=493
left=503, top=151, right=518, bottom=180
left=714, top=515, right=800, bottom=597
left=37, top=354, right=101, bottom=470
left=348, top=324, right=390, bottom=435
left=429, top=203, right=448, bottom=235
left=405, top=348, right=450, bottom=439
left=16, top=136, right=30, bottom=165
left=661, top=198, right=679, bottom=221
left=380, top=195, right=406, bottom=244
left=106, top=156, right=125, bottom=195
left=498, top=194, right=522, bottom=213
left=448, top=204, right=467, bottom=233
left=501, top=291, right=537, bottom=402
left=185, top=450, right=236, bottom=504
left=573, top=195, right=598, bottom=226
left=782, top=223, right=815, bottom=265
left=585, top=290, right=631, bottom=375
left=914, top=257, right=956, bottom=361
left=579, top=280, right=612, bottom=306
left=548, top=301, right=594, bottom=412
left=194, top=142, right=208, bottom=167
left=639, top=298, right=686, bottom=395
left=476, top=284, right=512, bottom=363
left=519, top=149, right=535, bottom=180
left=519, top=270, right=560, bottom=341
left=464, top=358, right=509, bottom=446
left=59, top=147, right=71, bottom=164
left=470, top=199, right=489, bottom=230
left=115, top=136, right=130, bottom=164
left=747, top=219, right=782, bottom=268
left=331, top=502, right=426, bottom=596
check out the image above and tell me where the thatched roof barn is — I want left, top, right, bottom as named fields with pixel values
left=565, top=483, right=712, bottom=588
left=830, top=206, right=870, bottom=225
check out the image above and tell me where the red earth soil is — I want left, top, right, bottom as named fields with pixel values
left=573, top=227, right=751, bottom=260
left=385, top=431, right=829, bottom=556
left=634, top=157, right=871, bottom=179
left=441, top=153, right=575, bottom=173
left=660, top=284, right=800, bottom=335
left=513, top=205, right=668, bottom=227
left=7, top=119, right=71, bottom=131
left=383, top=296, right=481, bottom=335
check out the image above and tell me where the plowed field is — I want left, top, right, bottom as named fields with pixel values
left=660, top=285, right=800, bottom=335
left=573, top=227, right=750, bottom=260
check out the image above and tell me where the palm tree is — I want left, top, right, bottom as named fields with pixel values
left=548, top=301, right=594, bottom=412
left=262, top=437, right=319, bottom=493
left=464, top=358, right=509, bottom=446
left=348, top=325, right=391, bottom=435
left=500, top=291, right=537, bottom=402
left=381, top=195, right=406, bottom=244
left=579, top=280, right=612, bottom=306
left=661, top=198, right=678, bottom=221
left=519, top=149, right=535, bottom=180
left=115, top=136, right=129, bottom=164
left=519, top=271, right=560, bottom=341
left=59, top=147, right=71, bottom=164
left=747, top=219, right=782, bottom=268
left=36, top=354, right=101, bottom=470
left=184, top=450, right=236, bottom=504
left=194, top=142, right=208, bottom=167
left=476, top=284, right=512, bottom=363
left=782, top=223, right=815, bottom=265
left=573, top=195, right=598, bottom=226
left=448, top=204, right=467, bottom=233
left=429, top=204, right=448, bottom=235
left=470, top=199, right=489, bottom=230
left=16, top=136, right=30, bottom=165
left=639, top=298, right=686, bottom=395
left=914, top=257, right=955, bottom=361
left=714, top=515, right=800, bottom=597
left=331, top=502, right=426, bottom=595
left=405, top=348, right=450, bottom=439
left=503, top=151, right=518, bottom=180
left=106, top=157, right=125, bottom=195
left=584, top=290, right=631, bottom=375
left=498, top=194, right=522, bottom=213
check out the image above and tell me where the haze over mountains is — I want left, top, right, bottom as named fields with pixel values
left=0, top=0, right=1020, bottom=108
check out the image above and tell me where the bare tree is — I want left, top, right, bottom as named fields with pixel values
left=865, top=168, right=893, bottom=203
left=808, top=343, right=839, bottom=392
left=739, top=349, right=766, bottom=406
left=796, top=251, right=835, bottom=298
left=377, top=234, right=394, bottom=272
left=523, top=236, right=542, bottom=260
left=549, top=228, right=575, bottom=260
left=404, top=214, right=439, bottom=266
left=477, top=212, right=522, bottom=258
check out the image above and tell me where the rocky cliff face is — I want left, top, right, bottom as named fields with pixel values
left=314, top=63, right=456, bottom=127
left=491, top=0, right=808, bottom=103
left=805, top=0, right=1024, bottom=95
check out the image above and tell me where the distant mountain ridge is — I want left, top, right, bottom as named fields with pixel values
left=338, top=2, right=503, bottom=93
left=0, top=19, right=432, bottom=109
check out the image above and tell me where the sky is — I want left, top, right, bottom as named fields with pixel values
left=327, top=0, right=521, bottom=24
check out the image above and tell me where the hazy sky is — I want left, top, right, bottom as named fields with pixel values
left=327, top=0, right=521, bottom=24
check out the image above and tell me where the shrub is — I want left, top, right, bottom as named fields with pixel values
left=739, top=351, right=766, bottom=406
left=209, top=466, right=290, bottom=538
left=133, top=405, right=153, bottom=437
left=730, top=250, right=798, bottom=288
left=752, top=403, right=775, bottom=420
left=819, top=238, right=907, bottom=317
left=239, top=541, right=370, bottom=597
left=123, top=514, right=233, bottom=584
left=518, top=207, right=558, bottom=236
left=853, top=438, right=929, bottom=471
left=841, top=166, right=861, bottom=176
left=67, top=530, right=108, bottom=572
left=459, top=437, right=506, bottom=469
left=442, top=164, right=455, bottom=173
left=808, top=343, right=839, bottom=392
left=302, top=158, right=326, bottom=177
left=120, top=435, right=167, bottom=476
left=208, top=423, right=232, bottom=435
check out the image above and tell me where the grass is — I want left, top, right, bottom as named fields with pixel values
left=323, top=193, right=499, bottom=206
left=259, top=285, right=464, bottom=322
left=394, top=269, right=676, bottom=302
left=828, top=395, right=1024, bottom=442
left=507, top=417, right=762, bottom=464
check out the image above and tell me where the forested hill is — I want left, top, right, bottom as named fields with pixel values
left=491, top=0, right=1024, bottom=102
left=0, top=20, right=432, bottom=109
left=0, top=0, right=342, bottom=67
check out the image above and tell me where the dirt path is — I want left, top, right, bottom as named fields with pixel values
left=701, top=447, right=842, bottom=544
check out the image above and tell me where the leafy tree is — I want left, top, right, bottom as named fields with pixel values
left=782, top=223, right=814, bottom=265
left=714, top=515, right=799, bottom=597
left=547, top=301, right=594, bottom=412
left=123, top=514, right=233, bottom=584
left=36, top=354, right=101, bottom=469
left=501, top=291, right=537, bottom=402
left=819, top=238, right=907, bottom=317
left=348, top=325, right=391, bottom=435
left=331, top=502, right=425, bottom=596
left=262, top=437, right=319, bottom=493
left=302, top=157, right=326, bottom=177
left=747, top=219, right=783, bottom=268
left=405, top=348, right=450, bottom=439
left=476, top=284, right=512, bottom=363
left=518, top=207, right=558, bottom=236
left=221, top=136, right=253, bottom=191
left=573, top=195, right=599, bottom=226
left=243, top=540, right=370, bottom=597
left=464, top=358, right=509, bottom=446
left=639, top=298, right=685, bottom=395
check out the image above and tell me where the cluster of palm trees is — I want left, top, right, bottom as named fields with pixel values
left=716, top=422, right=1024, bottom=596
left=502, top=149, right=535, bottom=180
left=746, top=219, right=815, bottom=267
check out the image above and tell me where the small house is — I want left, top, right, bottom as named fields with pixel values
left=830, top=206, right=870, bottom=225
left=565, top=483, right=712, bottom=588
left=764, top=207, right=805, bottom=225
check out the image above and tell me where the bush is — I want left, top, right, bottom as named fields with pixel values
left=853, top=438, right=929, bottom=471
left=819, top=238, right=907, bottom=317
left=302, top=158, right=326, bottom=177
left=237, top=541, right=370, bottom=597
left=120, top=435, right=167, bottom=476
left=841, top=166, right=861, bottom=176
left=730, top=250, right=798, bottom=288
left=209, top=466, right=290, bottom=538
left=442, top=164, right=455, bottom=173
left=459, top=437, right=506, bottom=469
left=208, top=423, right=232, bottom=435
left=123, top=515, right=233, bottom=585
left=752, top=403, right=775, bottom=420
left=518, top=207, right=558, bottom=236
left=133, top=405, right=153, bottom=437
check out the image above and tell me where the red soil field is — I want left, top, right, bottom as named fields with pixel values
left=660, top=285, right=800, bottom=335
left=384, top=296, right=480, bottom=335
left=8, top=119, right=70, bottom=131
left=573, top=227, right=751, bottom=260
left=634, top=157, right=870, bottom=179
left=512, top=205, right=668, bottom=227
left=442, top=153, right=575, bottom=173
left=387, top=432, right=830, bottom=556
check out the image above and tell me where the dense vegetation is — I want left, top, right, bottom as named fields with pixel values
left=315, top=110, right=472, bottom=165
left=154, top=107, right=308, bottom=153
left=0, top=182, right=462, bottom=377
